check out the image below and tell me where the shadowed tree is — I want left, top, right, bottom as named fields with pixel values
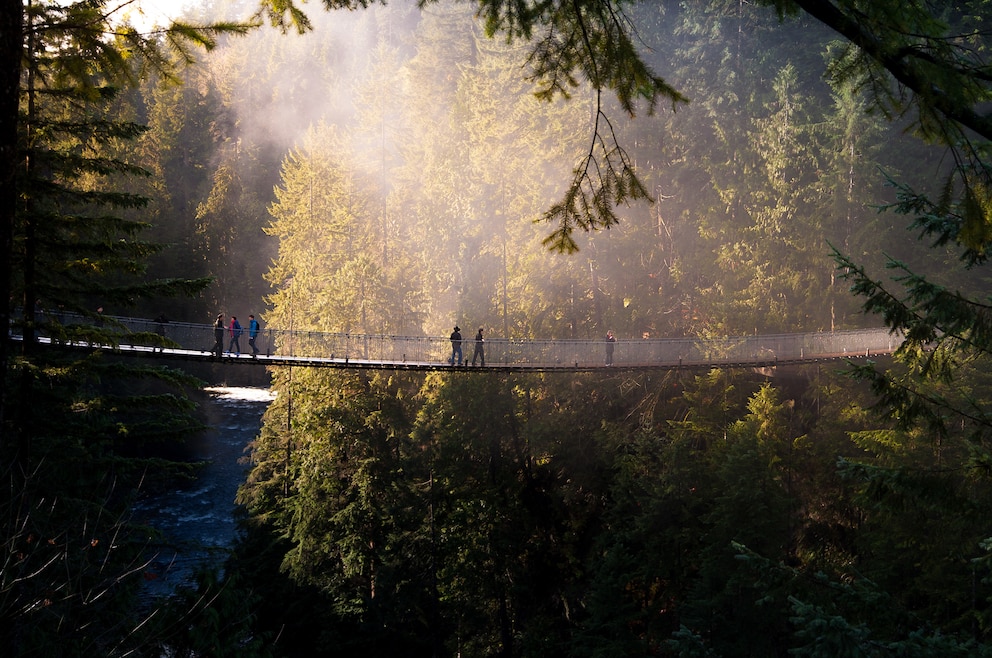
left=1, top=2, right=255, bottom=654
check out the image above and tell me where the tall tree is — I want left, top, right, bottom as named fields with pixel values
left=1, top=2, right=254, bottom=653
left=0, top=0, right=19, bottom=433
left=0, top=0, right=250, bottom=427
left=728, top=63, right=830, bottom=333
left=818, top=73, right=891, bottom=331
left=194, top=139, right=272, bottom=314
left=263, top=123, right=380, bottom=332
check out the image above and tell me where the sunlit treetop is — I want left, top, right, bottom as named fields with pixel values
left=20, top=0, right=992, bottom=254
left=22, top=0, right=255, bottom=91
left=252, top=0, right=992, bottom=252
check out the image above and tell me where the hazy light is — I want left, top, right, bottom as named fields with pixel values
left=111, top=0, right=195, bottom=31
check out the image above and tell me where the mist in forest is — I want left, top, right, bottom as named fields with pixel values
left=62, top=3, right=989, bottom=656
left=147, top=0, right=947, bottom=342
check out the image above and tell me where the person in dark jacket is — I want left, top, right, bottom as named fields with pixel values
left=449, top=326, right=463, bottom=366
left=154, top=314, right=169, bottom=352
left=472, top=327, right=485, bottom=367
left=228, top=316, right=242, bottom=355
left=605, top=330, right=615, bottom=365
left=212, top=314, right=225, bottom=357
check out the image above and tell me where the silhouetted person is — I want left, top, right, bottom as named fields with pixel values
left=248, top=314, right=261, bottom=355
left=229, top=315, right=242, bottom=355
left=472, top=327, right=485, bottom=366
left=54, top=305, right=65, bottom=344
left=154, top=314, right=169, bottom=352
left=449, top=325, right=462, bottom=366
left=212, top=313, right=225, bottom=357
left=605, top=330, right=615, bottom=366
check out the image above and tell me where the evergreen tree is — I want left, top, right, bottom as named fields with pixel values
left=194, top=139, right=272, bottom=314
left=263, top=122, right=392, bottom=333
left=1, top=2, right=253, bottom=653
left=210, top=0, right=992, bottom=654
left=732, top=63, right=830, bottom=333
left=0, top=0, right=250, bottom=425
left=137, top=59, right=228, bottom=305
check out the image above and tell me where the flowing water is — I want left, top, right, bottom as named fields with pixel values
left=134, top=386, right=274, bottom=599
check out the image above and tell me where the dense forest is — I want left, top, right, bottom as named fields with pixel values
left=129, top=0, right=938, bottom=340
left=5, top=0, right=992, bottom=656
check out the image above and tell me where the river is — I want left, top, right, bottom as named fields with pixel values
left=134, top=385, right=274, bottom=599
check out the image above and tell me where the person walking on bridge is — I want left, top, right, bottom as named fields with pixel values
left=154, top=314, right=169, bottom=352
left=212, top=313, right=225, bottom=357
left=472, top=327, right=485, bottom=367
left=449, top=325, right=463, bottom=366
left=248, top=314, right=261, bottom=356
left=228, top=315, right=242, bottom=356
left=605, top=330, right=615, bottom=366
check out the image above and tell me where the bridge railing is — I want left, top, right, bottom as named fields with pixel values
left=11, top=310, right=902, bottom=368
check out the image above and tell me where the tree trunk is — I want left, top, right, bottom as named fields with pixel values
left=0, top=0, right=23, bottom=444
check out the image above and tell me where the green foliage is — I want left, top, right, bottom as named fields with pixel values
left=0, top=2, right=254, bottom=654
left=728, top=546, right=992, bottom=657
left=10, top=0, right=992, bottom=655
left=257, top=0, right=688, bottom=254
left=235, top=348, right=992, bottom=655
left=143, top=0, right=953, bottom=342
left=226, top=372, right=883, bottom=653
left=541, top=110, right=653, bottom=254
left=218, top=2, right=992, bottom=655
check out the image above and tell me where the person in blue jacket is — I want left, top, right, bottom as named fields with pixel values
left=248, top=314, right=261, bottom=355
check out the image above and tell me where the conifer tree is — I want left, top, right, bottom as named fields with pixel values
left=1, top=2, right=254, bottom=653
left=0, top=0, right=251, bottom=424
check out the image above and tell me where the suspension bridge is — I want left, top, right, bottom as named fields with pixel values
left=12, top=312, right=902, bottom=372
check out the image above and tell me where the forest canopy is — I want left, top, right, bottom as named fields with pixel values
left=5, top=0, right=992, bottom=656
